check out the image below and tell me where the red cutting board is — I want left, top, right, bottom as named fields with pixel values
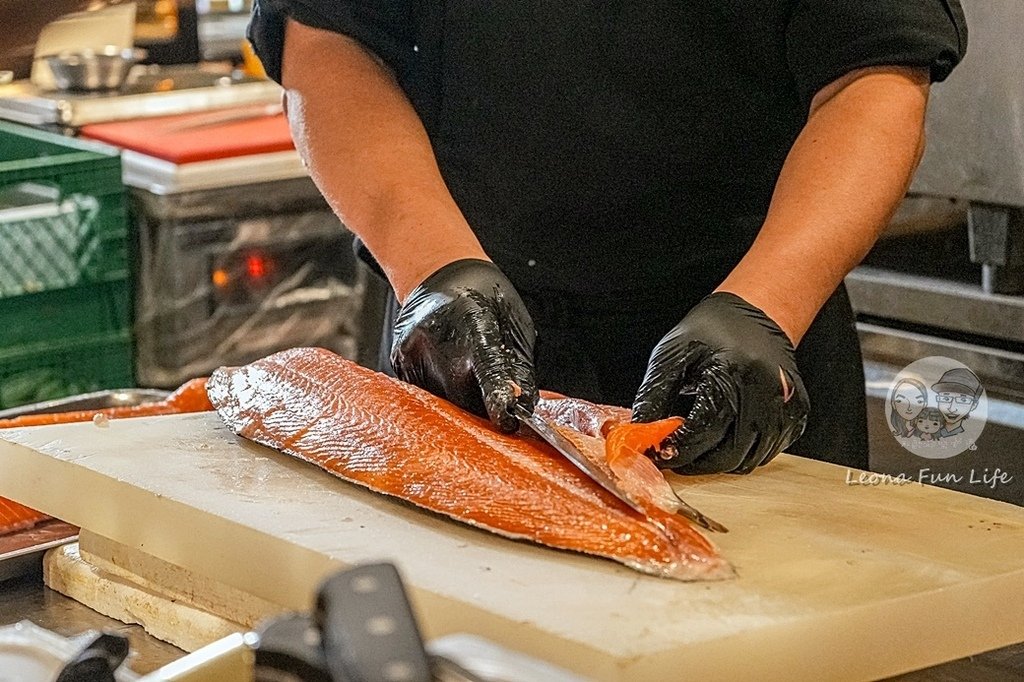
left=80, top=108, right=294, bottom=164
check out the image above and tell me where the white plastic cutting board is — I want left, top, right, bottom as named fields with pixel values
left=2, top=412, right=1024, bottom=681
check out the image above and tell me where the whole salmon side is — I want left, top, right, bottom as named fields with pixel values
left=208, top=347, right=733, bottom=581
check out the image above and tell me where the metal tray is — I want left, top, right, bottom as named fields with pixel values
left=0, top=388, right=170, bottom=420
left=0, top=522, right=78, bottom=583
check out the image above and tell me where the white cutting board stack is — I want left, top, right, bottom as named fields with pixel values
left=2, top=412, right=1024, bottom=681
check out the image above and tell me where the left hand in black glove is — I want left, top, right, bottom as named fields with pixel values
left=632, top=292, right=809, bottom=474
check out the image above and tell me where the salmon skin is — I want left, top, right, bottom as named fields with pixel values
left=208, top=348, right=733, bottom=581
left=0, top=378, right=213, bottom=535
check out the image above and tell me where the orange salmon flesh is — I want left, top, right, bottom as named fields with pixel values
left=208, top=348, right=732, bottom=581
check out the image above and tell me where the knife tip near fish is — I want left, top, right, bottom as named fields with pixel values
left=511, top=403, right=727, bottom=533
left=672, top=494, right=729, bottom=534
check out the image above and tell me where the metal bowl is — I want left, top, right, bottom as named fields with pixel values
left=37, top=46, right=147, bottom=92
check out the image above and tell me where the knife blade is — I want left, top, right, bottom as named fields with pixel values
left=514, top=405, right=728, bottom=533
left=513, top=404, right=644, bottom=514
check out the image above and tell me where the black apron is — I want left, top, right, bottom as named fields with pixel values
left=246, top=0, right=963, bottom=473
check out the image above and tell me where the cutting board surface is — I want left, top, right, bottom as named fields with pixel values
left=2, top=412, right=1024, bottom=681
left=80, top=110, right=292, bottom=163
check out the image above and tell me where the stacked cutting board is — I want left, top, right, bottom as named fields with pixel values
left=2, top=411, right=1024, bottom=681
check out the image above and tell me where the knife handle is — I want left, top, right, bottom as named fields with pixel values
left=315, top=563, right=433, bottom=682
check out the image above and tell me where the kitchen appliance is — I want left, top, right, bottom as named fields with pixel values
left=0, top=49, right=360, bottom=389
left=846, top=0, right=1024, bottom=505
left=910, top=0, right=1024, bottom=296
left=78, top=111, right=364, bottom=388
left=128, top=178, right=365, bottom=387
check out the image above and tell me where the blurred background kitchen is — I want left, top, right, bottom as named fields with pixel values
left=0, top=1, right=1021, bottom=505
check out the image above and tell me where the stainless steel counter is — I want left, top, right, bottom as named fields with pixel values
left=0, top=570, right=182, bottom=675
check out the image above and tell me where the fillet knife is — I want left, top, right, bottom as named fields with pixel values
left=513, top=403, right=645, bottom=514
left=514, top=404, right=728, bottom=533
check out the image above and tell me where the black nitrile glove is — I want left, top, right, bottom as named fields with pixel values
left=391, top=259, right=537, bottom=432
left=632, top=292, right=809, bottom=474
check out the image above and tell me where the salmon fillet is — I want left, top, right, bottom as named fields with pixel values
left=0, top=378, right=213, bottom=535
left=208, top=348, right=733, bottom=581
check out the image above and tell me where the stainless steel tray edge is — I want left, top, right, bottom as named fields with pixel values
left=0, top=389, right=170, bottom=420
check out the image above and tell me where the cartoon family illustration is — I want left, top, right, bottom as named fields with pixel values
left=889, top=368, right=983, bottom=442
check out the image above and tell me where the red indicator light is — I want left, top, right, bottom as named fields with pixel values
left=246, top=253, right=270, bottom=279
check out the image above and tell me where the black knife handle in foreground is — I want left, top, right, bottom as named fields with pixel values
left=56, top=633, right=129, bottom=682
left=315, top=563, right=433, bottom=682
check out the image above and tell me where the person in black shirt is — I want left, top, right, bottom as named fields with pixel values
left=248, top=1, right=966, bottom=473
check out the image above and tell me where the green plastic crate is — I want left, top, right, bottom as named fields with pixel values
left=0, top=330, right=134, bottom=409
left=0, top=121, right=128, bottom=296
left=0, top=279, right=132, bottom=350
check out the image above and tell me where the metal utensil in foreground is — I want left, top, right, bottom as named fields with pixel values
left=512, top=404, right=644, bottom=514
left=254, top=563, right=487, bottom=682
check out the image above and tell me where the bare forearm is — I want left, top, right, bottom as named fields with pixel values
left=281, top=19, right=486, bottom=301
left=717, top=67, right=930, bottom=344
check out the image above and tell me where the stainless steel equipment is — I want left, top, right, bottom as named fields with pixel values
left=968, top=204, right=1024, bottom=296
left=0, top=65, right=280, bottom=127
left=910, top=0, right=1024, bottom=294
left=849, top=232, right=1024, bottom=506
left=37, top=46, right=147, bottom=92
left=127, top=172, right=364, bottom=388
left=0, top=388, right=169, bottom=420
left=847, top=0, right=1024, bottom=504
left=196, top=0, right=252, bottom=61
left=849, top=197, right=1024, bottom=506
left=0, top=524, right=78, bottom=584
left=912, top=0, right=1024, bottom=209
left=848, top=266, right=1024, bottom=353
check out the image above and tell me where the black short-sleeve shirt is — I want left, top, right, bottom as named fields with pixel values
left=250, top=0, right=966, bottom=294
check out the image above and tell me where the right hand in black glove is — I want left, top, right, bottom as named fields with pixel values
left=632, top=292, right=809, bottom=474
left=390, top=259, right=538, bottom=432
